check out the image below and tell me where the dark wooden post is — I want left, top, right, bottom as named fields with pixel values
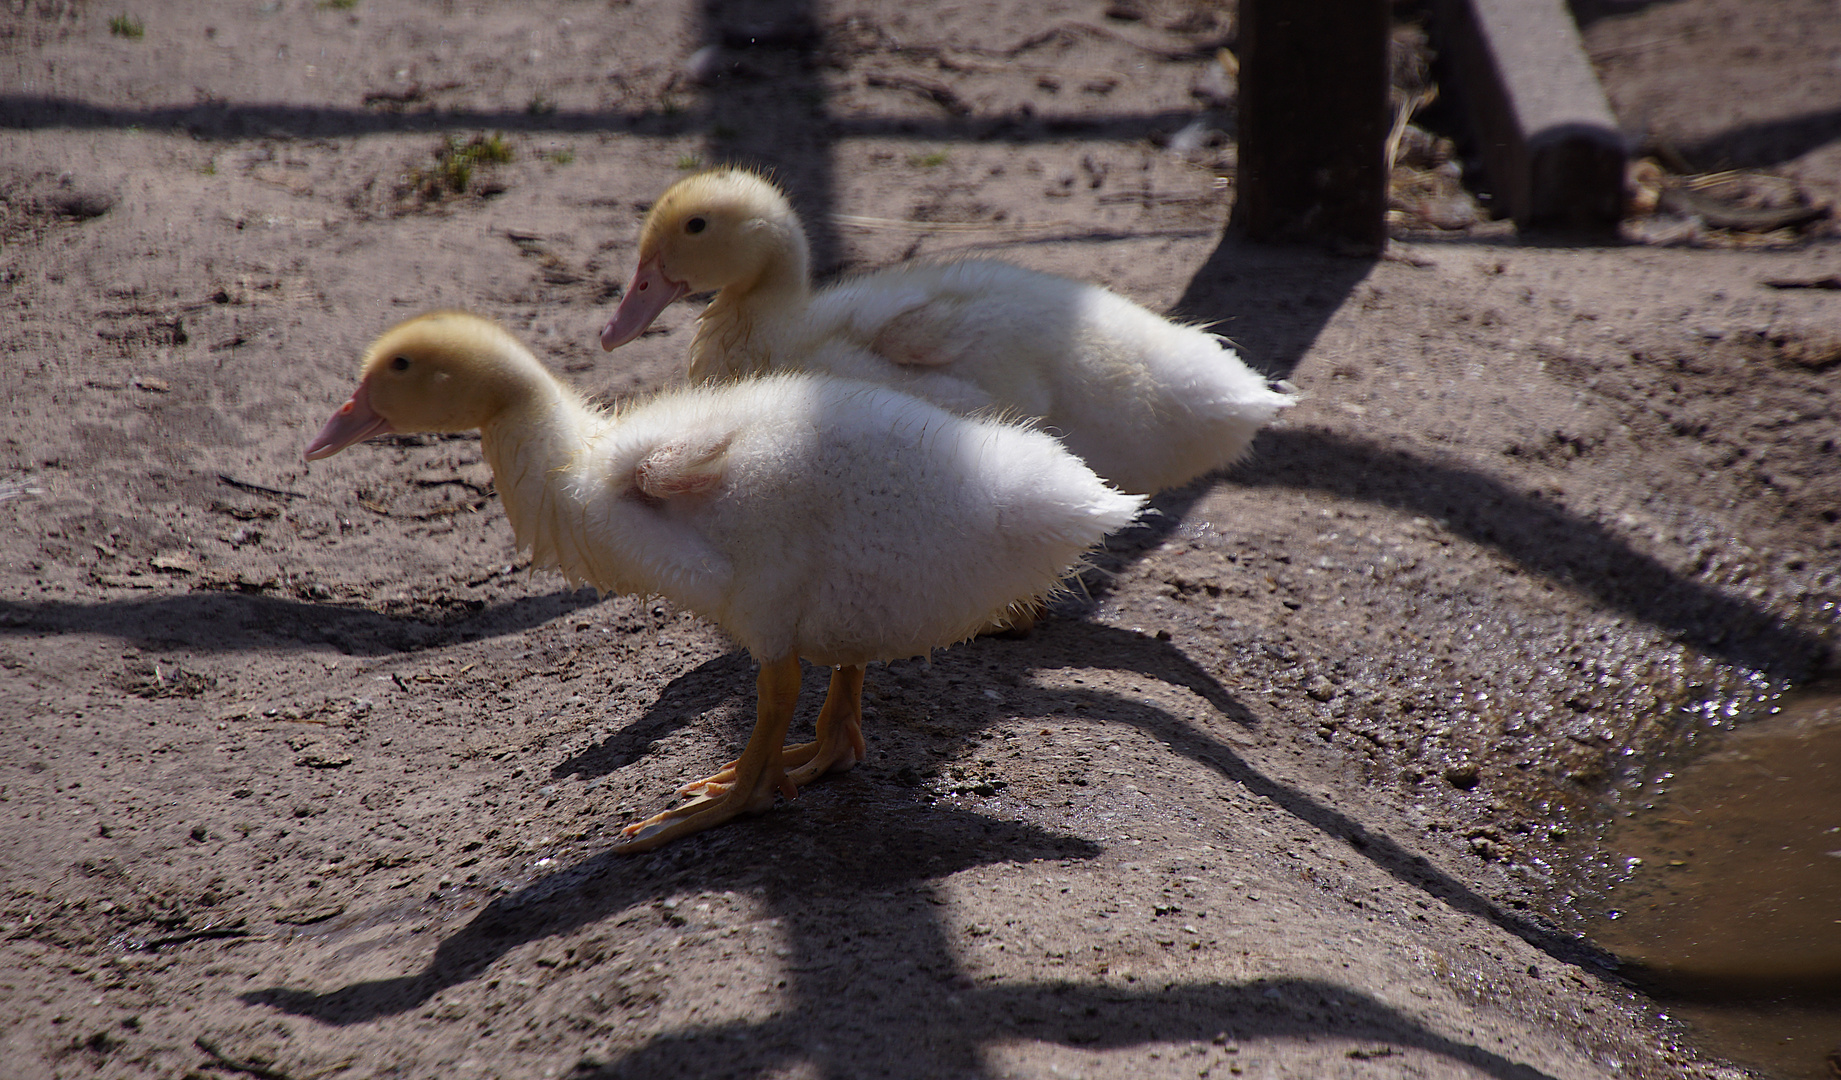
left=1231, top=0, right=1391, bottom=250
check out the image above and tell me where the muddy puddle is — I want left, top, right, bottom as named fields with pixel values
left=1584, top=685, right=1841, bottom=1079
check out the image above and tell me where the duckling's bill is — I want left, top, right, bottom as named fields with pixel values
left=600, top=256, right=690, bottom=351
left=304, top=378, right=395, bottom=461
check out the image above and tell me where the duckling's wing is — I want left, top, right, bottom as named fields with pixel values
left=565, top=419, right=740, bottom=616
left=634, top=434, right=733, bottom=499
left=811, top=261, right=1075, bottom=418
left=808, top=275, right=963, bottom=369
left=813, top=261, right=1063, bottom=369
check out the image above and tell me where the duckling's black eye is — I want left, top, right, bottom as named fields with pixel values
left=685, top=216, right=707, bottom=235
left=391, top=356, right=411, bottom=371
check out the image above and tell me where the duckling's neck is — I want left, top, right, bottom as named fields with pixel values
left=689, top=223, right=812, bottom=382
left=476, top=360, right=602, bottom=581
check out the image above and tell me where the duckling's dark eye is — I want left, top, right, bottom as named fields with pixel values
left=391, top=356, right=411, bottom=371
left=685, top=216, right=707, bottom=235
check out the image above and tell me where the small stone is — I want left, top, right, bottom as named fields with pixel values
left=295, top=743, right=352, bottom=769
left=149, top=551, right=198, bottom=574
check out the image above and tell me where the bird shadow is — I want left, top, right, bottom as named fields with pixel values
left=247, top=849, right=1568, bottom=1080
left=547, top=615, right=1605, bottom=973
left=550, top=606, right=1260, bottom=787
left=551, top=649, right=759, bottom=779
left=577, top=977, right=1564, bottom=1080
left=242, top=803, right=1097, bottom=1026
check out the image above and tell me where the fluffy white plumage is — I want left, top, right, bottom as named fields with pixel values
left=305, top=311, right=1143, bottom=849
left=498, top=361, right=1138, bottom=667
left=600, top=168, right=1295, bottom=495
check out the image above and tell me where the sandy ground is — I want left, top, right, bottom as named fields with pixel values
left=2, top=1, right=1838, bottom=1078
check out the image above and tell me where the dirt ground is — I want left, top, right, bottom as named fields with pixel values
left=3, top=1, right=1839, bottom=1078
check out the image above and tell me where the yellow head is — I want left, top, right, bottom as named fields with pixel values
left=305, top=311, right=542, bottom=460
left=601, top=168, right=809, bottom=350
left=639, top=168, right=805, bottom=292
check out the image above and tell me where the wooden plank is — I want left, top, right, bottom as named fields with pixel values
left=1437, top=0, right=1627, bottom=232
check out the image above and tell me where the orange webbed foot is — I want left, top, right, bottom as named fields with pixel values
left=616, top=654, right=802, bottom=854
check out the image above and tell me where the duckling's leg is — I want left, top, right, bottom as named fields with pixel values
left=785, top=664, right=866, bottom=787
left=616, top=654, right=803, bottom=853
left=676, top=665, right=867, bottom=796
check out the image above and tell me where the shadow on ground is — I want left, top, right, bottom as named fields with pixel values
left=245, top=614, right=1600, bottom=1080
left=246, top=791, right=1561, bottom=1080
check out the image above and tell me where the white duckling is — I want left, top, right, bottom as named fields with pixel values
left=305, top=311, right=1143, bottom=851
left=598, top=167, right=1295, bottom=495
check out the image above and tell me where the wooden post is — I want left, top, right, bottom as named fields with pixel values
left=1231, top=0, right=1391, bottom=250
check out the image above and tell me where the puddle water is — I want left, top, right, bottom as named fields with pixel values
left=1590, top=686, right=1841, bottom=1079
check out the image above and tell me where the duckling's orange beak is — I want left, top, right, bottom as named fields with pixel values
left=304, top=378, right=394, bottom=461
left=600, top=255, right=689, bottom=351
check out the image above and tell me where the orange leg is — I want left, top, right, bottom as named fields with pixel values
left=616, top=653, right=803, bottom=853
left=677, top=664, right=868, bottom=797
left=787, top=665, right=866, bottom=788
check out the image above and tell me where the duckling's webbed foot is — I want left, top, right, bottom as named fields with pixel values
left=616, top=654, right=802, bottom=853
left=674, top=665, right=867, bottom=797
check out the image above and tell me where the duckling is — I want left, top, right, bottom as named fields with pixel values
left=599, top=167, right=1294, bottom=495
left=305, top=311, right=1143, bottom=851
